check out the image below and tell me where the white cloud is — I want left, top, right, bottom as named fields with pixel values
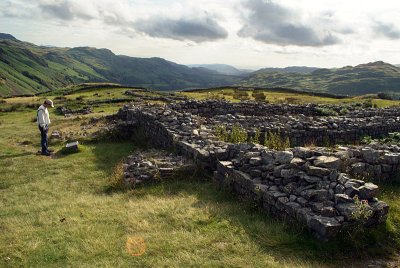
left=1, top=0, right=400, bottom=68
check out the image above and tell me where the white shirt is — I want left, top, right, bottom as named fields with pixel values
left=37, top=105, right=51, bottom=127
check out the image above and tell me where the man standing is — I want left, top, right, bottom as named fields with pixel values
left=37, top=99, right=54, bottom=156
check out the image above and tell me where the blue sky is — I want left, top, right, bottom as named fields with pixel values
left=1, top=0, right=400, bottom=69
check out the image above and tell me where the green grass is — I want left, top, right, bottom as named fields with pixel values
left=179, top=88, right=400, bottom=107
left=1, top=90, right=400, bottom=267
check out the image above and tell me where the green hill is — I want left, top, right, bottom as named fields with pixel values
left=0, top=34, right=239, bottom=96
left=237, top=61, right=400, bottom=96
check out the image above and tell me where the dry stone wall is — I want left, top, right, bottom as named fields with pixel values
left=117, top=100, right=396, bottom=241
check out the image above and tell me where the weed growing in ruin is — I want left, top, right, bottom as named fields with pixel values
left=351, top=195, right=373, bottom=222
left=339, top=108, right=349, bottom=115
left=215, top=125, right=229, bottom=142
left=249, top=129, right=261, bottom=144
left=315, top=107, right=338, bottom=116
left=230, top=124, right=248, bottom=143
left=264, top=130, right=290, bottom=150
left=214, top=124, right=248, bottom=143
left=361, top=132, right=400, bottom=145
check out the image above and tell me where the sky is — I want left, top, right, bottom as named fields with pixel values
left=1, top=0, right=400, bottom=69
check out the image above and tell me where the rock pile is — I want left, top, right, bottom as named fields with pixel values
left=123, top=150, right=194, bottom=186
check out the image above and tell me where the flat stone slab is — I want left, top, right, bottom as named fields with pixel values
left=314, top=156, right=342, bottom=170
left=66, top=141, right=79, bottom=151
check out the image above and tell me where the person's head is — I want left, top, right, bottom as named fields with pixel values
left=43, top=99, right=54, bottom=108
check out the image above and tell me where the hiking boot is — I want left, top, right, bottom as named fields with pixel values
left=41, top=152, right=51, bottom=156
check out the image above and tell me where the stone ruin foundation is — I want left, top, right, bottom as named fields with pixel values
left=117, top=100, right=400, bottom=241
left=123, top=150, right=194, bottom=186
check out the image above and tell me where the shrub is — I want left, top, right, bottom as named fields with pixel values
left=339, top=108, right=349, bottom=115
left=214, top=124, right=248, bottom=143
left=233, top=90, right=250, bottom=101
left=249, top=129, right=260, bottom=144
left=230, top=124, right=248, bottom=143
left=362, top=99, right=373, bottom=108
left=377, top=92, right=393, bottom=100
left=252, top=92, right=267, bottom=102
left=316, top=106, right=338, bottom=116
left=264, top=130, right=290, bottom=150
left=215, top=125, right=228, bottom=142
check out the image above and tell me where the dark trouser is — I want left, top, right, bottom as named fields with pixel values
left=39, top=125, right=48, bottom=154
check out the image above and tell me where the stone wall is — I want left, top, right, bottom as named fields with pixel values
left=214, top=145, right=388, bottom=240
left=116, top=100, right=395, bottom=241
left=170, top=100, right=400, bottom=146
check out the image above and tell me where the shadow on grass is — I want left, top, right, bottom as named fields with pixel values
left=90, top=140, right=135, bottom=174
left=120, top=174, right=399, bottom=267
left=0, top=152, right=34, bottom=159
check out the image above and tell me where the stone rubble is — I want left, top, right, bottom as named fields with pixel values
left=123, top=150, right=194, bottom=186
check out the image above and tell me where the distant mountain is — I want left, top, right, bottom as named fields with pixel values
left=188, top=64, right=252, bottom=76
left=237, top=61, right=400, bottom=96
left=0, top=34, right=239, bottom=96
left=252, top=66, right=319, bottom=74
left=0, top=33, right=17, bottom=40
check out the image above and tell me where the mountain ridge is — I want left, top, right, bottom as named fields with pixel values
left=187, top=64, right=252, bottom=76
left=2, top=33, right=400, bottom=97
left=0, top=34, right=240, bottom=96
left=237, top=61, right=400, bottom=96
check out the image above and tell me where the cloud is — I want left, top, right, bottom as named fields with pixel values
left=38, top=0, right=99, bottom=21
left=372, top=21, right=400, bottom=39
left=0, top=0, right=39, bottom=18
left=33, top=0, right=227, bottom=43
left=40, top=1, right=75, bottom=20
left=238, top=0, right=341, bottom=47
left=133, top=16, right=228, bottom=43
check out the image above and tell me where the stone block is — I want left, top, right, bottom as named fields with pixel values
left=361, top=148, right=380, bottom=163
left=334, top=194, right=353, bottom=204
left=285, top=202, right=301, bottom=217
left=65, top=141, right=79, bottom=152
left=314, top=156, right=342, bottom=169
left=336, top=203, right=357, bottom=220
left=249, top=156, right=262, bottom=165
left=308, top=216, right=341, bottom=241
left=358, top=183, right=379, bottom=200
left=275, top=151, right=294, bottom=164
left=307, top=166, right=331, bottom=177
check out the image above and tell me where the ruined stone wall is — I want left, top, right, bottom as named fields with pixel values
left=171, top=99, right=400, bottom=118
left=171, top=100, right=400, bottom=146
left=214, top=145, right=388, bottom=240
left=117, top=100, right=396, bottom=241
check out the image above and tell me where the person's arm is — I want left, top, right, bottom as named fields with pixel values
left=37, top=109, right=46, bottom=128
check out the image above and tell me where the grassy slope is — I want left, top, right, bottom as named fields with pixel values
left=0, top=39, right=239, bottom=97
left=1, top=89, right=400, bottom=267
left=0, top=40, right=106, bottom=96
left=237, top=62, right=400, bottom=96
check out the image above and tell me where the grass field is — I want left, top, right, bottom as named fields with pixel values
left=179, top=88, right=400, bottom=108
left=1, top=87, right=400, bottom=267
